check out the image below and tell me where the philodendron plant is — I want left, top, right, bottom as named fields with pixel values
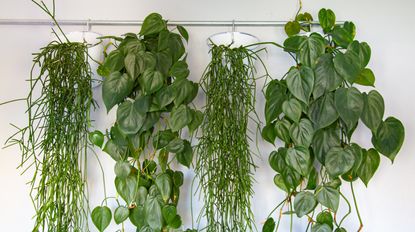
left=89, top=13, right=201, bottom=232
left=262, top=8, right=405, bottom=232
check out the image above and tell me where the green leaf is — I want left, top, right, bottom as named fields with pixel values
left=114, top=206, right=130, bottom=224
left=153, top=130, right=176, bottom=149
left=173, top=79, right=198, bottom=105
left=91, top=206, right=112, bottom=232
left=298, top=33, right=326, bottom=68
left=155, top=173, right=173, bottom=203
left=372, top=117, right=405, bottom=162
left=139, top=69, right=165, bottom=94
left=348, top=41, right=371, bottom=68
left=289, top=118, right=314, bottom=147
left=188, top=110, right=204, bottom=134
left=318, top=8, right=336, bottom=33
left=282, top=98, right=302, bottom=123
left=312, top=124, right=341, bottom=164
left=154, top=85, right=176, bottom=109
left=284, top=36, right=306, bottom=52
left=170, top=105, right=193, bottom=132
left=315, top=185, right=340, bottom=211
left=355, top=68, right=375, bottom=86
left=103, top=140, right=126, bottom=161
left=285, top=146, right=311, bottom=176
left=316, top=211, right=334, bottom=229
left=294, top=191, right=317, bottom=217
left=306, top=167, right=318, bottom=190
left=168, top=33, right=186, bottom=62
left=89, top=130, right=105, bottom=148
left=285, top=21, right=301, bottom=36
left=286, top=66, right=314, bottom=104
left=144, top=195, right=164, bottom=230
left=308, top=92, right=339, bottom=130
left=156, top=50, right=172, bottom=76
left=265, top=80, right=288, bottom=123
left=117, top=97, right=150, bottom=135
left=357, top=148, right=380, bottom=186
left=334, top=87, right=364, bottom=130
left=333, top=51, right=362, bottom=84
left=130, top=206, right=146, bottom=227
left=170, top=60, right=190, bottom=79
left=115, top=175, right=137, bottom=203
left=275, top=119, right=292, bottom=143
left=136, top=186, right=148, bottom=205
left=361, top=90, right=384, bottom=131
left=114, top=161, right=132, bottom=179
left=269, top=148, right=287, bottom=173
left=325, top=147, right=355, bottom=177
left=102, top=72, right=134, bottom=112
left=166, top=138, right=185, bottom=153
left=140, top=111, right=161, bottom=132
left=262, top=123, right=277, bottom=144
left=140, top=13, right=166, bottom=36
left=124, top=53, right=141, bottom=79
left=273, top=174, right=290, bottom=193
left=103, top=50, right=125, bottom=73
left=262, top=218, right=276, bottom=232
left=158, top=30, right=170, bottom=51
left=282, top=167, right=302, bottom=190
left=343, top=21, right=356, bottom=39
left=177, top=25, right=189, bottom=42
left=169, top=215, right=182, bottom=229
left=311, top=223, right=332, bottom=232
left=331, top=26, right=353, bottom=48
left=335, top=228, right=347, bottom=232
left=158, top=149, right=169, bottom=172
left=313, top=54, right=342, bottom=99
left=176, top=140, right=193, bottom=168
left=162, top=205, right=177, bottom=225
left=173, top=171, right=184, bottom=187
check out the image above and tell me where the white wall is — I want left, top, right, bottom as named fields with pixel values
left=1, top=0, right=415, bottom=231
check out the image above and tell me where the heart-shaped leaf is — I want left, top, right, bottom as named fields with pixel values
left=355, top=68, right=375, bottom=87
left=298, top=33, right=326, bottom=68
left=176, top=140, right=193, bottom=168
left=333, top=51, right=362, bottom=84
left=114, top=161, right=132, bottom=179
left=170, top=60, right=190, bottom=79
left=115, top=175, right=137, bottom=203
left=290, top=118, right=314, bottom=147
left=282, top=98, right=303, bottom=123
left=91, top=206, right=112, bottom=232
left=312, top=124, right=341, bottom=164
left=139, top=69, right=165, bottom=94
left=315, top=185, right=340, bottom=211
left=144, top=195, right=164, bottom=230
left=130, top=205, right=145, bottom=227
left=140, top=13, right=166, bottom=36
left=265, top=80, right=288, bottom=123
left=286, top=66, right=314, bottom=104
left=308, top=92, right=339, bottom=130
left=262, top=123, right=277, bottom=144
left=325, top=147, right=355, bottom=177
left=294, top=191, right=317, bottom=217
left=269, top=148, right=287, bottom=173
left=285, top=21, right=301, bottom=36
left=275, top=119, right=292, bottom=143
left=114, top=206, right=130, bottom=224
left=334, top=87, right=364, bottom=131
left=262, top=218, right=276, bottom=232
left=311, top=223, right=332, bottom=232
left=285, top=146, right=311, bottom=176
left=348, top=40, right=371, bottom=67
left=318, top=8, right=336, bottom=33
left=361, top=90, right=384, bottom=131
left=357, top=148, right=380, bottom=186
left=102, top=72, right=134, bottom=112
left=162, top=205, right=177, bottom=225
left=116, top=96, right=150, bottom=134
left=313, top=54, right=342, bottom=99
left=155, top=173, right=173, bottom=203
left=372, top=117, right=405, bottom=162
left=170, top=105, right=193, bottom=132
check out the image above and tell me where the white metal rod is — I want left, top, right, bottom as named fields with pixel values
left=0, top=19, right=344, bottom=27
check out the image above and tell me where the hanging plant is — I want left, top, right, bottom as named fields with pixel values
left=196, top=44, right=266, bottom=231
left=6, top=1, right=96, bottom=231
left=90, top=13, right=201, bottom=232
left=261, top=8, right=405, bottom=232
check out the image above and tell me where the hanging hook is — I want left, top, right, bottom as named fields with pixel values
left=231, top=19, right=235, bottom=43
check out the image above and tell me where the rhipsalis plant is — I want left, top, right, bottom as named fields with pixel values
left=261, top=8, right=405, bottom=232
left=5, top=1, right=95, bottom=231
left=90, top=13, right=201, bottom=232
left=196, top=44, right=266, bottom=232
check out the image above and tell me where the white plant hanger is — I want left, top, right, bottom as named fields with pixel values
left=207, top=20, right=260, bottom=49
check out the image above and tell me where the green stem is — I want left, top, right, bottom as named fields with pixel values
left=350, top=182, right=364, bottom=231
left=338, top=191, right=352, bottom=227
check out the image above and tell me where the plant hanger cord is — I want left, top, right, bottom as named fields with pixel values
left=197, top=44, right=261, bottom=232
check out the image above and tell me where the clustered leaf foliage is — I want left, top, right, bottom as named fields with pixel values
left=262, top=8, right=405, bottom=232
left=90, top=13, right=200, bottom=232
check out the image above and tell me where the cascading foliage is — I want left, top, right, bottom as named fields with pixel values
left=6, top=1, right=95, bottom=231
left=261, top=8, right=405, bottom=232
left=197, top=44, right=262, bottom=232
left=89, top=13, right=201, bottom=232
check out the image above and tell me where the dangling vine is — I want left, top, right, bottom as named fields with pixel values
left=262, top=7, right=405, bottom=232
left=6, top=1, right=95, bottom=231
